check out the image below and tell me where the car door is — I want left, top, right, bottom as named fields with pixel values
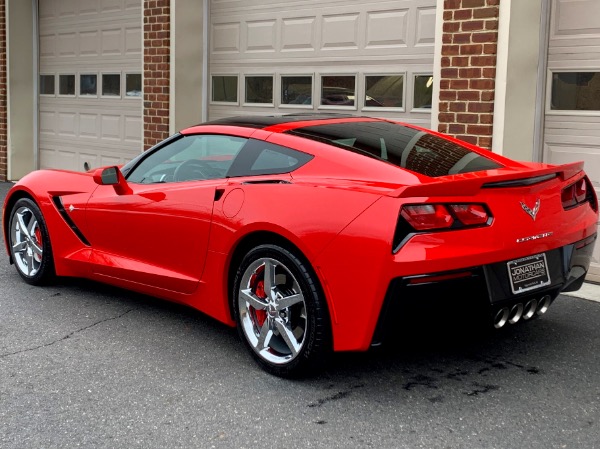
left=84, top=133, right=248, bottom=294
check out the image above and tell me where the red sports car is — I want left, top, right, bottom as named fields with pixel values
left=3, top=114, right=598, bottom=377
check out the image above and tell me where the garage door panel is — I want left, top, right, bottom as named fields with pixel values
left=281, top=18, right=315, bottom=51
left=365, top=10, right=408, bottom=49
left=415, top=6, right=436, bottom=45
left=80, top=31, right=100, bottom=56
left=39, top=111, right=57, bottom=136
left=101, top=29, right=123, bottom=55
left=124, top=116, right=142, bottom=142
left=321, top=13, right=360, bottom=51
left=245, top=20, right=278, bottom=53
left=552, top=0, right=600, bottom=37
left=544, top=143, right=600, bottom=183
left=39, top=34, right=56, bottom=58
left=58, top=113, right=78, bottom=137
left=102, top=0, right=125, bottom=14
left=79, top=114, right=99, bottom=138
left=211, top=23, right=241, bottom=53
left=100, top=115, right=122, bottom=140
left=57, top=33, right=77, bottom=57
left=125, top=27, right=142, bottom=54
left=80, top=0, right=100, bottom=15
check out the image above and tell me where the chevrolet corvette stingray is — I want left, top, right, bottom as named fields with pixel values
left=3, top=114, right=598, bottom=377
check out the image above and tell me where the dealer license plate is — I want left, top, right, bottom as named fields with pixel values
left=507, top=253, right=551, bottom=294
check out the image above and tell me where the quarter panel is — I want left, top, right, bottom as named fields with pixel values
left=206, top=178, right=384, bottom=332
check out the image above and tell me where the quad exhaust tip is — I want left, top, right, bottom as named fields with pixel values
left=537, top=295, right=552, bottom=316
left=493, top=295, right=553, bottom=329
left=493, top=307, right=510, bottom=329
left=508, top=303, right=524, bottom=324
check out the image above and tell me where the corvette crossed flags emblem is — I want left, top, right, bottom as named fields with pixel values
left=520, top=199, right=540, bottom=221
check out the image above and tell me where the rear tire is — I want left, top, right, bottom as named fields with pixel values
left=233, top=244, right=331, bottom=377
left=8, top=198, right=55, bottom=285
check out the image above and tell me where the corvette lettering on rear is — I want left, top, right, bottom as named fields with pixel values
left=516, top=232, right=553, bottom=243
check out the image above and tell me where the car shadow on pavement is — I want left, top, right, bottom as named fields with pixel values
left=32, top=273, right=563, bottom=382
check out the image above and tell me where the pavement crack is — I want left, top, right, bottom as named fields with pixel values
left=0, top=308, right=137, bottom=359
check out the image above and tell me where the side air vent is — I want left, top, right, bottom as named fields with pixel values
left=52, top=197, right=91, bottom=246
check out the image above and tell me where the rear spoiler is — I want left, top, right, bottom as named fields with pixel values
left=390, top=161, right=585, bottom=198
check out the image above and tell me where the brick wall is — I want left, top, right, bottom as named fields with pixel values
left=143, top=0, right=171, bottom=150
left=0, top=0, right=6, bottom=181
left=438, top=0, right=499, bottom=149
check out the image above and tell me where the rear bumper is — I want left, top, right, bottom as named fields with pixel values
left=372, top=233, right=597, bottom=346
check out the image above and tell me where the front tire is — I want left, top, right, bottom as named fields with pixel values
left=8, top=198, right=55, bottom=285
left=233, top=244, right=331, bottom=377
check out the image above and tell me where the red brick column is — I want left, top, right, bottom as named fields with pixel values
left=143, top=0, right=171, bottom=150
left=0, top=0, right=7, bottom=180
left=438, top=0, right=499, bottom=149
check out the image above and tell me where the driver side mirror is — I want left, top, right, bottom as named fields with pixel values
left=93, top=166, right=132, bottom=195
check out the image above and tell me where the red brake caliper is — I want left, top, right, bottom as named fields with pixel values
left=33, top=227, right=43, bottom=262
left=250, top=266, right=268, bottom=327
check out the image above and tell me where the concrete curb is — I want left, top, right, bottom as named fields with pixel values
left=562, top=281, right=600, bottom=303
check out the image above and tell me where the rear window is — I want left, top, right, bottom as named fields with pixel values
left=287, top=121, right=503, bottom=177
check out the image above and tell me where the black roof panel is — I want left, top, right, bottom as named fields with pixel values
left=204, top=113, right=356, bottom=129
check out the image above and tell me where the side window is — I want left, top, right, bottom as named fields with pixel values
left=126, top=134, right=247, bottom=184
left=227, top=139, right=313, bottom=177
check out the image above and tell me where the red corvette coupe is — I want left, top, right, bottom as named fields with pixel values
left=3, top=114, right=598, bottom=376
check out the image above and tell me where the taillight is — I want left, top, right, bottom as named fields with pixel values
left=400, top=204, right=453, bottom=230
left=400, top=203, right=491, bottom=231
left=562, top=176, right=597, bottom=211
left=575, top=180, right=587, bottom=203
left=393, top=202, right=492, bottom=252
left=561, top=184, right=577, bottom=208
left=448, top=204, right=489, bottom=225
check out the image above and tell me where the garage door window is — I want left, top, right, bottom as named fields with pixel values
left=126, top=73, right=142, bottom=97
left=40, top=75, right=55, bottom=95
left=245, top=76, right=274, bottom=105
left=102, top=74, right=121, bottom=97
left=281, top=76, right=312, bottom=107
left=365, top=75, right=404, bottom=109
left=551, top=72, right=600, bottom=111
left=59, top=75, right=75, bottom=96
left=320, top=75, right=356, bottom=108
left=413, top=75, right=433, bottom=110
left=212, top=75, right=238, bottom=103
left=80, top=74, right=97, bottom=96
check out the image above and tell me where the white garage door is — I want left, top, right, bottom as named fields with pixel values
left=543, top=0, right=600, bottom=282
left=38, top=0, right=143, bottom=172
left=208, top=0, right=436, bottom=128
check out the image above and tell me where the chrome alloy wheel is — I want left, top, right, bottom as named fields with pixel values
left=238, top=257, right=307, bottom=365
left=10, top=206, right=44, bottom=278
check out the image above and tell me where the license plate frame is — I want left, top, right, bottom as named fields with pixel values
left=507, top=253, right=551, bottom=295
